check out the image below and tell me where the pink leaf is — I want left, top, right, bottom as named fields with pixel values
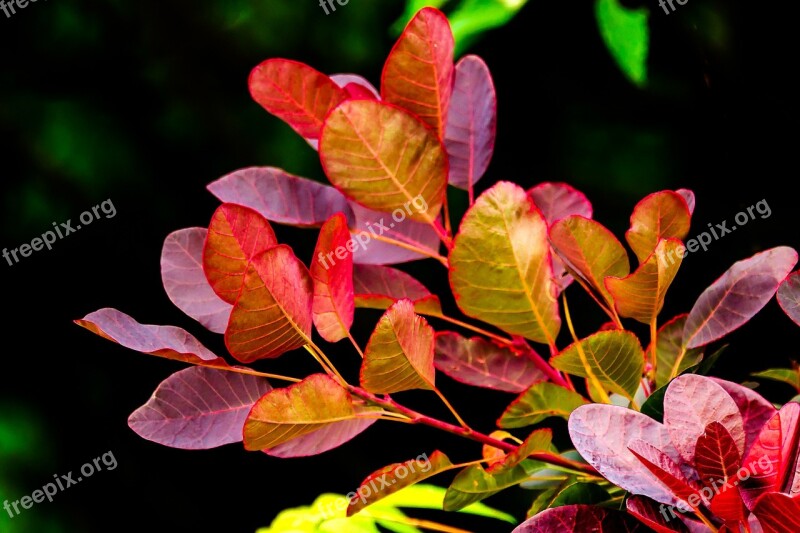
left=444, top=55, right=497, bottom=192
left=528, top=182, right=593, bottom=227
left=128, top=367, right=270, bottom=450
left=264, top=416, right=377, bottom=458
left=569, top=403, right=686, bottom=506
left=353, top=264, right=442, bottom=315
left=663, top=375, right=745, bottom=464
left=207, top=167, right=354, bottom=228
left=248, top=58, right=348, bottom=140
left=348, top=202, right=440, bottom=265
left=330, top=74, right=380, bottom=100
left=513, top=505, right=650, bottom=532
left=161, top=228, right=232, bottom=334
left=676, top=189, right=696, bottom=215
left=434, top=332, right=545, bottom=393
left=310, top=214, right=355, bottom=343
left=75, top=308, right=231, bottom=369
left=710, top=377, right=777, bottom=454
left=777, top=271, right=800, bottom=327
left=683, top=247, right=798, bottom=349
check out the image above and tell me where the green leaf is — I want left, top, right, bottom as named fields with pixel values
left=360, top=300, right=436, bottom=394
left=551, top=330, right=645, bottom=401
left=490, top=429, right=553, bottom=473
left=652, top=314, right=704, bottom=389
left=499, top=382, right=588, bottom=429
left=447, top=0, right=530, bottom=54
left=526, top=480, right=572, bottom=518
left=551, top=482, right=612, bottom=508
left=595, top=0, right=649, bottom=87
left=751, top=367, right=800, bottom=393
left=444, top=461, right=532, bottom=511
left=373, top=484, right=516, bottom=524
left=450, top=181, right=561, bottom=346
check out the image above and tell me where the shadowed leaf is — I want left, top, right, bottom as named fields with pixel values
left=753, top=493, right=800, bottom=533
left=353, top=264, right=442, bottom=315
left=652, top=314, right=704, bottom=389
left=347, top=202, right=440, bottom=265
left=778, top=271, right=800, bottom=327
left=513, top=504, right=649, bottom=532
left=626, top=496, right=690, bottom=533
left=310, top=214, right=355, bottom=343
left=625, top=191, right=691, bottom=264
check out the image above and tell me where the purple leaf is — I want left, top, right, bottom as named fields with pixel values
left=434, top=332, right=545, bottom=393
left=663, top=374, right=745, bottom=463
left=161, top=228, right=232, bottom=334
left=75, top=308, right=230, bottom=368
left=330, top=74, right=380, bottom=100
left=353, top=264, right=442, bottom=315
left=676, top=189, right=696, bottom=215
left=444, top=55, right=497, bottom=192
left=778, top=271, right=800, bottom=327
left=569, top=404, right=686, bottom=506
left=207, top=167, right=354, bottom=228
left=128, top=366, right=270, bottom=449
left=683, top=247, right=798, bottom=349
left=710, top=377, right=777, bottom=454
left=513, top=505, right=649, bottom=533
left=528, top=182, right=593, bottom=227
left=264, top=417, right=377, bottom=458
left=348, top=202, right=441, bottom=265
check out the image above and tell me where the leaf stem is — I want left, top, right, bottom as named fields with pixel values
left=515, top=338, right=572, bottom=390
left=219, top=365, right=301, bottom=383
left=353, top=231, right=449, bottom=266
left=432, top=219, right=453, bottom=249
left=425, top=312, right=513, bottom=345
left=304, top=343, right=346, bottom=384
left=649, top=318, right=658, bottom=381
left=365, top=513, right=472, bottom=533
left=433, top=387, right=472, bottom=430
left=348, top=386, right=598, bottom=476
left=346, top=331, right=365, bottom=359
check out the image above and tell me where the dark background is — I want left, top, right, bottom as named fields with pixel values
left=1, top=1, right=797, bottom=531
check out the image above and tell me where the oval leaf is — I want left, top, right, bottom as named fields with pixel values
left=499, top=382, right=589, bottom=429
left=353, top=263, right=441, bottom=315
left=710, top=377, right=776, bottom=454
left=683, top=247, right=798, bottom=349
left=244, top=374, right=375, bottom=452
left=626, top=191, right=691, bottom=264
left=207, top=167, right=354, bottom=228
left=128, top=366, right=270, bottom=450
left=551, top=330, right=645, bottom=400
left=311, top=214, right=355, bottom=343
left=360, top=299, right=435, bottom=393
left=606, top=239, right=684, bottom=324
left=513, top=504, right=649, bottom=532
left=249, top=59, right=348, bottom=140
left=753, top=493, right=800, bottom=533
left=652, top=314, right=704, bottom=389
left=225, top=245, right=313, bottom=362
left=778, top=271, right=800, bottom=327
left=330, top=73, right=380, bottom=100
left=445, top=55, right=496, bottom=191
left=348, top=202, right=441, bottom=265
left=528, top=183, right=593, bottom=227
left=75, top=308, right=230, bottom=369
left=320, top=100, right=447, bottom=225
left=381, top=7, right=454, bottom=137
left=450, top=182, right=561, bottom=346
left=434, top=332, right=545, bottom=393
left=203, top=203, right=278, bottom=304
left=161, top=228, right=232, bottom=334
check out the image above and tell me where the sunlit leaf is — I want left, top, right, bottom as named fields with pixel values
left=161, top=227, right=231, bottom=334
left=361, top=300, right=436, bottom=393
left=499, top=382, right=588, bottom=428
left=203, top=203, right=278, bottom=304
left=444, top=461, right=531, bottom=511
left=683, top=247, right=798, bottom=349
left=489, top=428, right=552, bottom=473
left=320, top=100, right=447, bottom=225
left=595, top=0, right=649, bottom=87
left=625, top=191, right=691, bottom=264
left=751, top=367, right=800, bottom=393
left=434, top=332, right=545, bottom=393
left=129, top=366, right=270, bottom=450
left=207, top=167, right=355, bottom=228
left=310, top=214, right=355, bottom=343
left=249, top=59, right=348, bottom=140
left=225, top=245, right=313, bottom=362
left=353, top=264, right=442, bottom=315
left=551, top=330, right=645, bottom=400
left=382, top=7, right=454, bottom=137
left=450, top=181, right=561, bottom=345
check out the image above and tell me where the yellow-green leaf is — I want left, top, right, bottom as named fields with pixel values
left=498, top=382, right=589, bottom=429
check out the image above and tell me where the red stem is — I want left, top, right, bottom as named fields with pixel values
left=518, top=340, right=571, bottom=389
left=348, top=385, right=597, bottom=475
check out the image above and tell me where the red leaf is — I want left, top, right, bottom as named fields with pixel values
left=225, top=245, right=313, bottom=362
left=207, top=167, right=354, bottom=228
left=695, top=422, right=742, bottom=486
left=353, top=264, right=442, bottom=315
left=434, top=331, right=545, bottom=393
left=512, top=505, right=650, bottom=532
left=330, top=74, right=380, bottom=100
left=310, top=214, right=355, bottom=343
left=664, top=374, right=745, bottom=464
left=569, top=404, right=686, bottom=506
left=676, top=189, right=696, bottom=215
left=161, top=228, right=231, bottom=334
left=708, top=485, right=747, bottom=527
left=628, top=439, right=700, bottom=504
left=710, top=377, right=776, bottom=454
left=626, top=191, right=692, bottom=264
left=626, top=496, right=690, bottom=532
left=75, top=308, right=231, bottom=369
left=740, top=403, right=800, bottom=509
left=683, top=247, right=798, bottom=349
left=128, top=367, right=270, bottom=450
left=381, top=7, right=454, bottom=137
left=444, top=55, right=497, bottom=192
left=248, top=59, right=348, bottom=140
left=778, top=271, right=800, bottom=327
left=347, top=202, right=441, bottom=265
left=263, top=415, right=377, bottom=458
left=203, top=204, right=278, bottom=304
left=753, top=493, right=800, bottom=533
